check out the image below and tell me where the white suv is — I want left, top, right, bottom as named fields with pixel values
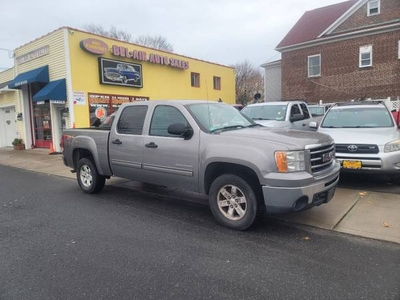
left=310, top=101, right=400, bottom=178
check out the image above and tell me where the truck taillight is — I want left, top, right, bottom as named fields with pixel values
left=60, top=134, right=67, bottom=151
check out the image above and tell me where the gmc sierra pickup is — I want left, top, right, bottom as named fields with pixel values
left=62, top=100, right=340, bottom=230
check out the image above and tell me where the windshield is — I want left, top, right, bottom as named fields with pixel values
left=321, top=107, right=393, bottom=128
left=186, top=102, right=255, bottom=132
left=309, top=106, right=325, bottom=116
left=241, top=104, right=287, bottom=121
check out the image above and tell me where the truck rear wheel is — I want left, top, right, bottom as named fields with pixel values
left=209, top=174, right=264, bottom=230
left=77, top=158, right=105, bottom=194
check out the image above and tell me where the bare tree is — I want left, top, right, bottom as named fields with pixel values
left=134, top=35, right=173, bottom=52
left=83, top=24, right=173, bottom=51
left=233, top=60, right=264, bottom=105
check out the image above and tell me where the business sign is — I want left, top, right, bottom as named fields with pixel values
left=16, top=46, right=49, bottom=65
left=80, top=38, right=108, bottom=55
left=98, top=58, right=143, bottom=88
left=111, top=45, right=189, bottom=69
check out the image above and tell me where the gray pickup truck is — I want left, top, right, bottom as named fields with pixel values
left=62, top=100, right=340, bottom=230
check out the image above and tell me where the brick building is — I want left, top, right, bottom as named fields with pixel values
left=274, top=0, right=400, bottom=103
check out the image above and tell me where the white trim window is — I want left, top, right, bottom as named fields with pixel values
left=308, top=54, right=321, bottom=77
left=367, top=0, right=380, bottom=16
left=359, top=45, right=373, bottom=68
left=398, top=41, right=400, bottom=59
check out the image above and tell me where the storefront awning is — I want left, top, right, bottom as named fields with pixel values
left=32, top=79, right=66, bottom=102
left=8, top=66, right=49, bottom=89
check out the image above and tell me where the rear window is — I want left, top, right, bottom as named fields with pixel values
left=117, top=106, right=148, bottom=135
left=321, top=107, right=393, bottom=128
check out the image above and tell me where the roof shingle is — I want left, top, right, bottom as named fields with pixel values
left=276, top=0, right=358, bottom=49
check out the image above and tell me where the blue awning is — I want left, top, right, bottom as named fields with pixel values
left=8, top=66, right=49, bottom=89
left=32, top=79, right=66, bottom=102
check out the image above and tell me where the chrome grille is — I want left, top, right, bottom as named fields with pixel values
left=308, top=143, right=336, bottom=173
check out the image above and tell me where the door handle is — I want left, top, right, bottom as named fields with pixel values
left=112, top=139, right=122, bottom=145
left=145, top=142, right=158, bottom=148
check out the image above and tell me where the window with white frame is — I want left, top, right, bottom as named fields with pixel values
left=367, top=0, right=380, bottom=16
left=308, top=54, right=321, bottom=77
left=398, top=41, right=400, bottom=59
left=359, top=45, right=373, bottom=67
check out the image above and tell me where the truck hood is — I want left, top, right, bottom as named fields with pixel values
left=318, top=127, right=400, bottom=146
left=253, top=120, right=289, bottom=128
left=219, top=127, right=333, bottom=149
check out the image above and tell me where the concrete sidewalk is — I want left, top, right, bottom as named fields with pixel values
left=0, top=147, right=399, bottom=244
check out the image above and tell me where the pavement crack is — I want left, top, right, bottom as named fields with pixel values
left=332, top=194, right=362, bottom=230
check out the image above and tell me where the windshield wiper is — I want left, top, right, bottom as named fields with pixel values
left=247, top=124, right=262, bottom=127
left=251, top=117, right=273, bottom=120
left=210, top=125, right=246, bottom=133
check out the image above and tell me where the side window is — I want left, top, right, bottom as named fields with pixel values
left=308, top=54, right=321, bottom=77
left=117, top=105, right=148, bottom=135
left=398, top=40, right=400, bottom=59
left=150, top=105, right=189, bottom=137
left=191, top=72, right=200, bottom=87
left=290, top=104, right=301, bottom=117
left=213, top=76, right=221, bottom=90
left=367, top=0, right=380, bottom=16
left=300, top=103, right=311, bottom=119
left=359, top=45, right=372, bottom=67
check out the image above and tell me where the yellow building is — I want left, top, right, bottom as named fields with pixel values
left=0, top=27, right=235, bottom=151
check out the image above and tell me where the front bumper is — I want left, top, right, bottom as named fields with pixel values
left=262, top=162, right=340, bottom=214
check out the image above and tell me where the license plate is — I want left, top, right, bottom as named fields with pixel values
left=342, top=160, right=362, bottom=169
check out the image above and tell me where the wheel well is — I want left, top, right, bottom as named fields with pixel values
left=204, top=162, right=261, bottom=195
left=73, top=149, right=94, bottom=169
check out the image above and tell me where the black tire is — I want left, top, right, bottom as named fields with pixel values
left=76, top=158, right=105, bottom=194
left=209, top=174, right=264, bottom=230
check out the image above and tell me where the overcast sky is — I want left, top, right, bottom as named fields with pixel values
left=0, top=0, right=348, bottom=71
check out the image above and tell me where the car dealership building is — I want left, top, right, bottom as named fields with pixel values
left=0, top=27, right=235, bottom=151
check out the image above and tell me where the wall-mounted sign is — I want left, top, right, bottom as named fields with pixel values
left=73, top=91, right=86, bottom=105
left=80, top=38, right=108, bottom=55
left=98, top=58, right=143, bottom=88
left=111, top=45, right=189, bottom=69
left=16, top=46, right=49, bottom=65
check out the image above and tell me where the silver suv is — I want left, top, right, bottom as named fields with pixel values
left=310, top=101, right=400, bottom=177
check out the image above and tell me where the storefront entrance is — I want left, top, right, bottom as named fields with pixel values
left=33, top=102, right=52, bottom=148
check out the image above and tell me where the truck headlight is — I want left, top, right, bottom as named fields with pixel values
left=384, top=140, right=400, bottom=153
left=275, top=151, right=306, bottom=173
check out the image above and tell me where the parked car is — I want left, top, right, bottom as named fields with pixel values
left=62, top=100, right=339, bottom=230
left=310, top=101, right=400, bottom=179
left=240, top=101, right=318, bottom=131
left=308, top=104, right=333, bottom=117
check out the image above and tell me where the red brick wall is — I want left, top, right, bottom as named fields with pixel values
left=281, top=30, right=400, bottom=103
left=335, top=0, right=400, bottom=33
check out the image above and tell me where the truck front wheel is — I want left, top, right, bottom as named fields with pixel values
left=209, top=174, right=264, bottom=230
left=77, top=158, right=105, bottom=194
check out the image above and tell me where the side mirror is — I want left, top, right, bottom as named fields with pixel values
left=168, top=123, right=193, bottom=139
left=309, top=121, right=318, bottom=129
left=289, top=114, right=304, bottom=122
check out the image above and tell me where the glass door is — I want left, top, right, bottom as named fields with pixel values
left=33, top=103, right=52, bottom=148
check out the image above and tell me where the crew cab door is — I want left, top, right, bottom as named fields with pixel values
left=290, top=103, right=312, bottom=130
left=109, top=105, right=148, bottom=180
left=142, top=104, right=199, bottom=191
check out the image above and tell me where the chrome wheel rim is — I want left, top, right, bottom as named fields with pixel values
left=80, top=164, right=93, bottom=188
left=217, top=185, right=247, bottom=221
